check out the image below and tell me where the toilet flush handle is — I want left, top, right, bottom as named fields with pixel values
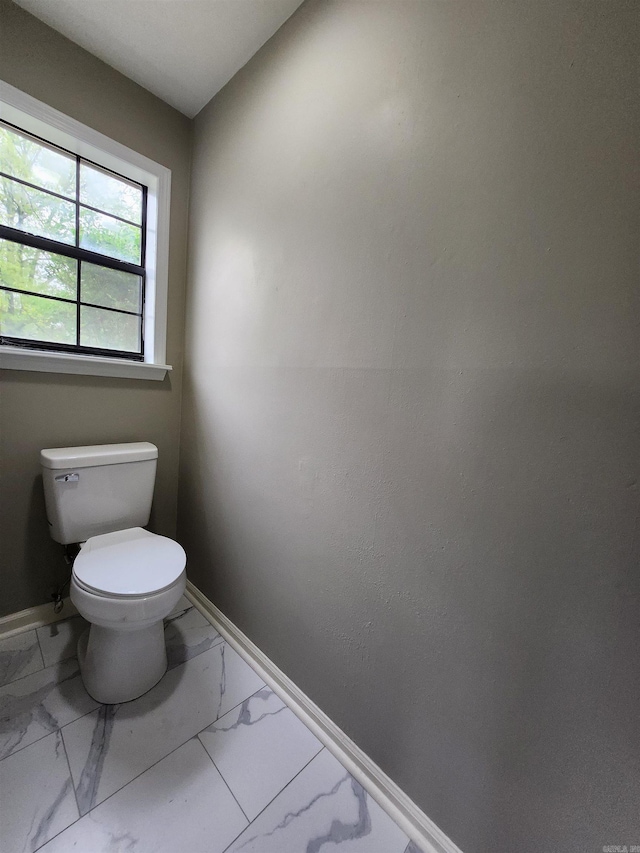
left=55, top=472, right=79, bottom=483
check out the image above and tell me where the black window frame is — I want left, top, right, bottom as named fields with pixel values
left=0, top=119, right=147, bottom=362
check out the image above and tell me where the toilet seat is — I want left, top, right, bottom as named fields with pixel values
left=73, top=527, right=186, bottom=597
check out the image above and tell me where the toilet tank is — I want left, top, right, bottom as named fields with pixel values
left=40, top=442, right=158, bottom=545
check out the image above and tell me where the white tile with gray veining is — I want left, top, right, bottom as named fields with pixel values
left=38, top=738, right=248, bottom=853
left=37, top=617, right=88, bottom=669
left=0, top=630, right=44, bottom=687
left=0, top=657, right=99, bottom=760
left=0, top=610, right=417, bottom=853
left=0, top=729, right=78, bottom=853
left=226, top=748, right=410, bottom=853
left=199, top=686, right=323, bottom=820
left=61, top=641, right=264, bottom=815
left=164, top=603, right=223, bottom=670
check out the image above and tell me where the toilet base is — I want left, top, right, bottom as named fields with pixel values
left=77, top=621, right=167, bottom=704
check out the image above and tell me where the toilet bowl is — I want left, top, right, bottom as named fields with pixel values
left=41, top=442, right=187, bottom=704
left=70, top=526, right=186, bottom=704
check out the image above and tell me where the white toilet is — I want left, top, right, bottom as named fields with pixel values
left=40, top=442, right=186, bottom=704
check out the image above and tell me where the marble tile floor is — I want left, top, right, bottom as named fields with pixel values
left=0, top=596, right=421, bottom=853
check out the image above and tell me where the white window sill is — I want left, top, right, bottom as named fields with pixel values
left=0, top=346, right=171, bottom=381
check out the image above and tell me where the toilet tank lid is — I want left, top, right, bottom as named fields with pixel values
left=40, top=442, right=158, bottom=469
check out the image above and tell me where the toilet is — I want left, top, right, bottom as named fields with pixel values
left=40, top=442, right=186, bottom=704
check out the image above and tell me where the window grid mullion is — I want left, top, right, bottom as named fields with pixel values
left=140, top=184, right=147, bottom=356
left=0, top=171, right=143, bottom=229
left=0, top=335, right=144, bottom=361
left=0, top=284, right=77, bottom=307
left=0, top=170, right=75, bottom=206
left=0, top=285, right=143, bottom=318
left=0, top=119, right=144, bottom=191
left=0, top=226, right=144, bottom=276
left=78, top=196, right=142, bottom=228
left=75, top=155, right=81, bottom=347
left=0, top=118, right=147, bottom=361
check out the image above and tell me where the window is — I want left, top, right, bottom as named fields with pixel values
left=0, top=122, right=147, bottom=359
left=0, top=81, right=171, bottom=380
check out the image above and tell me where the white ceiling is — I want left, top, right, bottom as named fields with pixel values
left=14, top=0, right=305, bottom=118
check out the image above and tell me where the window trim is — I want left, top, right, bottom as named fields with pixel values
left=0, top=79, right=172, bottom=381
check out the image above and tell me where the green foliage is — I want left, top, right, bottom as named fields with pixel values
left=80, top=162, right=142, bottom=224
left=80, top=208, right=141, bottom=265
left=0, top=124, right=75, bottom=197
left=82, top=263, right=141, bottom=314
left=0, top=123, right=143, bottom=352
left=0, top=288, right=75, bottom=344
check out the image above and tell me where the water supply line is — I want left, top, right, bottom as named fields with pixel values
left=51, top=544, right=79, bottom=614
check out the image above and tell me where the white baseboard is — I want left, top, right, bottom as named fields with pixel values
left=0, top=597, right=78, bottom=639
left=185, top=580, right=463, bottom=853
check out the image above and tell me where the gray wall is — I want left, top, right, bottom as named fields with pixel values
left=0, top=0, right=191, bottom=616
left=179, top=2, right=640, bottom=851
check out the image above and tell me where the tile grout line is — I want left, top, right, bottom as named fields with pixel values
left=0, top=630, right=48, bottom=691
left=50, top=641, right=266, bottom=819
left=195, top=736, right=250, bottom=823
left=7, top=629, right=333, bottom=852
left=220, top=746, right=327, bottom=853
left=185, top=584, right=457, bottom=853
left=166, top=632, right=225, bottom=671
left=0, top=665, right=100, bottom=766
left=6, top=630, right=270, bottom=848
left=41, top=734, right=211, bottom=841
left=2, top=603, right=208, bottom=694
left=0, top=649, right=76, bottom=692
left=17, top=729, right=84, bottom=853
left=33, top=626, right=47, bottom=673
left=35, top=702, right=325, bottom=853
left=33, top=813, right=82, bottom=852
left=1, top=629, right=225, bottom=766
left=59, top=728, right=82, bottom=825
left=0, top=698, right=100, bottom=766
left=50, top=728, right=244, bottom=836
left=31, top=663, right=228, bottom=853
left=210, top=642, right=267, bottom=725
left=0, top=610, right=78, bottom=644
left=30, top=723, right=182, bottom=853
left=1, top=728, right=54, bottom=766
left=205, top=683, right=269, bottom=729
